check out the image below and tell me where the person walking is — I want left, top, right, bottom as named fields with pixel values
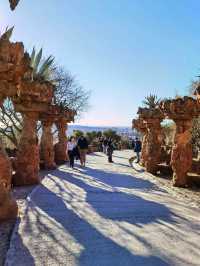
left=102, top=138, right=108, bottom=154
left=77, top=135, right=88, bottom=167
left=129, top=137, right=142, bottom=165
left=134, top=137, right=142, bottom=163
left=129, top=138, right=136, bottom=166
left=67, top=137, right=77, bottom=168
left=107, top=138, right=114, bottom=163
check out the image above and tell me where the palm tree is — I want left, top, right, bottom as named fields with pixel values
left=142, top=94, right=160, bottom=109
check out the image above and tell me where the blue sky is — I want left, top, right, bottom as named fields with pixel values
left=1, top=0, right=200, bottom=126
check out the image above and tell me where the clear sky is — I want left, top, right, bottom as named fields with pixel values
left=1, top=0, right=200, bottom=126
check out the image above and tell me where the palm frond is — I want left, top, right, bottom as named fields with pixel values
left=142, top=94, right=160, bottom=109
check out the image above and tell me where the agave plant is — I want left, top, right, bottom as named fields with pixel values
left=0, top=26, right=14, bottom=41
left=30, top=47, right=55, bottom=82
left=142, top=94, right=160, bottom=109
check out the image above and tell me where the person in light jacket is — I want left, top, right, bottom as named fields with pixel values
left=67, top=137, right=76, bottom=168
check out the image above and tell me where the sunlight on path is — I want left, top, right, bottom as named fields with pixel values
left=6, top=151, right=200, bottom=266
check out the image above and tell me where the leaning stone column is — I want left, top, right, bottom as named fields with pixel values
left=40, top=119, right=56, bottom=170
left=13, top=111, right=40, bottom=186
left=137, top=108, right=164, bottom=174
left=160, top=97, right=199, bottom=187
left=54, top=118, right=68, bottom=165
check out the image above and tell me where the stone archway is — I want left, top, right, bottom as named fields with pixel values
left=12, top=80, right=54, bottom=186
left=160, top=97, right=199, bottom=187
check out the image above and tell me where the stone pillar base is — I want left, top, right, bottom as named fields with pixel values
left=41, top=161, right=57, bottom=170
left=54, top=143, right=68, bottom=165
left=0, top=184, right=18, bottom=223
left=172, top=173, right=188, bottom=187
left=145, top=163, right=159, bottom=175
left=13, top=143, right=40, bottom=186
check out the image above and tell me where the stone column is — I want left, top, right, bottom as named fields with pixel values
left=54, top=118, right=68, bottom=165
left=40, top=119, right=56, bottom=170
left=13, top=111, right=40, bottom=186
left=171, top=119, right=193, bottom=187
left=0, top=139, right=18, bottom=222
left=0, top=96, right=18, bottom=221
left=144, top=118, right=163, bottom=174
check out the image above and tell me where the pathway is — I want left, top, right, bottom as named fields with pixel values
left=6, top=151, right=200, bottom=266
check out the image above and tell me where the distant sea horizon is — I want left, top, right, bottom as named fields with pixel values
left=67, top=124, right=136, bottom=138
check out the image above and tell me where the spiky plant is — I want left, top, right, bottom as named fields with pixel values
left=30, top=47, right=55, bottom=82
left=0, top=26, right=14, bottom=41
left=142, top=94, right=160, bottom=109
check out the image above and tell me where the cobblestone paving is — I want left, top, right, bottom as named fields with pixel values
left=5, top=151, right=200, bottom=266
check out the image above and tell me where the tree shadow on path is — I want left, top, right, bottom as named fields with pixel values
left=12, top=165, right=180, bottom=266
left=55, top=167, right=176, bottom=225
left=27, top=177, right=172, bottom=266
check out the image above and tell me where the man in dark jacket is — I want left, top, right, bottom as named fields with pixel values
left=129, top=137, right=142, bottom=165
left=77, top=135, right=88, bottom=167
left=134, top=137, right=142, bottom=163
left=107, top=138, right=114, bottom=163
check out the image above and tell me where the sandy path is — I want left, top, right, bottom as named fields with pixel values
left=5, top=151, right=200, bottom=266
